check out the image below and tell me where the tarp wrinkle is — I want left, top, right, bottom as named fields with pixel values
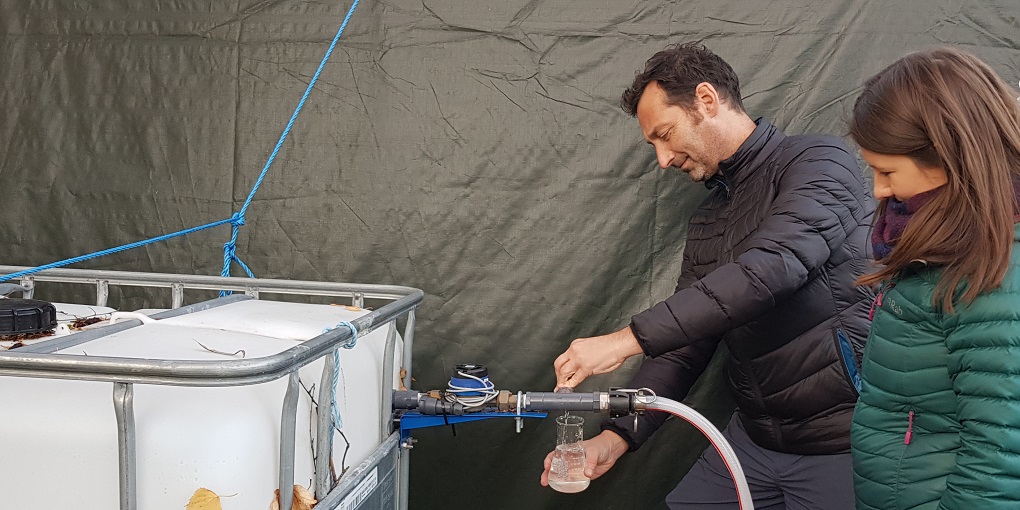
left=3, top=2, right=1020, bottom=509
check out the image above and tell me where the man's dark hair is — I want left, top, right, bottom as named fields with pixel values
left=621, top=42, right=745, bottom=116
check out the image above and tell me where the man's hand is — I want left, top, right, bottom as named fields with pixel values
left=540, top=430, right=630, bottom=487
left=553, top=326, right=644, bottom=390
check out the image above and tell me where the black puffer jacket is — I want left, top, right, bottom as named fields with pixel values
left=606, top=119, right=874, bottom=455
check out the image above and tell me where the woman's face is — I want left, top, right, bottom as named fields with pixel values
left=860, top=149, right=948, bottom=201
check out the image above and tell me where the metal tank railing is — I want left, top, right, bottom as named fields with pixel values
left=0, top=265, right=423, bottom=510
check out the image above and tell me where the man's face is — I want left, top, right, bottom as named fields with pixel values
left=636, top=81, right=720, bottom=182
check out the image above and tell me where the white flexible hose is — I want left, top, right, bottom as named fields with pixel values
left=645, top=398, right=754, bottom=510
left=108, top=311, right=156, bottom=325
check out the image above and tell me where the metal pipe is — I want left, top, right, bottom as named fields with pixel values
left=148, top=295, right=251, bottom=320
left=380, top=323, right=397, bottom=442
left=0, top=291, right=424, bottom=386
left=312, top=346, right=336, bottom=497
left=97, top=279, right=110, bottom=307
left=171, top=283, right=185, bottom=308
left=113, top=382, right=137, bottom=510
left=315, top=349, right=338, bottom=500
left=397, top=309, right=415, bottom=510
left=19, top=276, right=35, bottom=299
left=0, top=265, right=420, bottom=301
left=398, top=448, right=410, bottom=510
left=278, top=372, right=300, bottom=510
left=17, top=321, right=142, bottom=354
left=401, top=310, right=415, bottom=390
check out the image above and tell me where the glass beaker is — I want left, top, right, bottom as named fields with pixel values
left=548, top=414, right=590, bottom=493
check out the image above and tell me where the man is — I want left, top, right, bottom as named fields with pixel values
left=540, top=43, right=874, bottom=509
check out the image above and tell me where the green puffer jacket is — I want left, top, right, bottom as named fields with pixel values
left=851, top=225, right=1020, bottom=510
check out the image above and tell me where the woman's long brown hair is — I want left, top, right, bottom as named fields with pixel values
left=850, top=47, right=1020, bottom=312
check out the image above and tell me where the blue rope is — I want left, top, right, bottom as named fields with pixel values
left=1, top=0, right=362, bottom=285
left=0, top=215, right=238, bottom=283
left=322, top=320, right=359, bottom=434
left=220, top=0, right=362, bottom=284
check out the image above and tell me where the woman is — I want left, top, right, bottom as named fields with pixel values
left=849, top=47, right=1020, bottom=509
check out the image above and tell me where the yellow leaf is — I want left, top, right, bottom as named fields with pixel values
left=269, top=485, right=317, bottom=510
left=293, top=485, right=317, bottom=510
left=186, top=488, right=222, bottom=510
left=328, top=304, right=362, bottom=311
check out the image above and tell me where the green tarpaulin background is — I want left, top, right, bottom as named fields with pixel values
left=3, top=1, right=1019, bottom=508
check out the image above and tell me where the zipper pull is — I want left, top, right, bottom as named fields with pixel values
left=869, top=282, right=895, bottom=321
left=904, top=410, right=914, bottom=445
left=869, top=287, right=884, bottom=321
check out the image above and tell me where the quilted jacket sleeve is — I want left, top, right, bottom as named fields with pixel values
left=602, top=249, right=723, bottom=450
left=631, top=147, right=861, bottom=357
left=939, top=288, right=1020, bottom=509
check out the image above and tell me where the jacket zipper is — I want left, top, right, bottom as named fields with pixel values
left=836, top=329, right=862, bottom=393
left=869, top=282, right=896, bottom=320
left=732, top=347, right=780, bottom=448
left=904, top=410, right=915, bottom=445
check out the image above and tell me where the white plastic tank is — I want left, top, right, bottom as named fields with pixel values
left=0, top=298, right=402, bottom=509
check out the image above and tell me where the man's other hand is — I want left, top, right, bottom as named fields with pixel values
left=540, top=430, right=630, bottom=487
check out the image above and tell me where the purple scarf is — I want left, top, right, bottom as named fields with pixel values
left=871, top=187, right=943, bottom=260
left=872, top=179, right=1020, bottom=260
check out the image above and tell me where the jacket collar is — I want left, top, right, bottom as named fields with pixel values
left=707, top=118, right=784, bottom=195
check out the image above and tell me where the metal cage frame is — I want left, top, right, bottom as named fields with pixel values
left=0, top=265, right=422, bottom=510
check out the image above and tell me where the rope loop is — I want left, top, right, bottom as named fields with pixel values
left=324, top=320, right=359, bottom=349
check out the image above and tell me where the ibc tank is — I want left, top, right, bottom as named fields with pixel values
left=0, top=298, right=402, bottom=510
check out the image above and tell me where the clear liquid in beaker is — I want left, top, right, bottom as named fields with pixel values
left=548, top=443, right=590, bottom=493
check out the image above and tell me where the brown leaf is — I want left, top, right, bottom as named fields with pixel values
left=70, top=317, right=104, bottom=329
left=293, top=485, right=317, bottom=510
left=269, top=485, right=317, bottom=510
left=186, top=488, right=222, bottom=510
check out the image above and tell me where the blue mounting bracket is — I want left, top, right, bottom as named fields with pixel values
left=397, top=411, right=548, bottom=443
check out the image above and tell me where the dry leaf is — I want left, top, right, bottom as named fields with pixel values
left=293, top=486, right=316, bottom=510
left=329, top=303, right=361, bottom=311
left=269, top=485, right=317, bottom=510
left=186, top=488, right=223, bottom=510
left=399, top=369, right=409, bottom=391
